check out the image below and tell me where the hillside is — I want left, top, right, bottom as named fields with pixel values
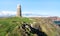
left=30, top=17, right=60, bottom=36
left=0, top=17, right=60, bottom=36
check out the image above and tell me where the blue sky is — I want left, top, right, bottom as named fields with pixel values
left=0, top=0, right=60, bottom=17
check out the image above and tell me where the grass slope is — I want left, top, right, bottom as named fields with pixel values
left=0, top=17, right=60, bottom=36
left=0, top=17, right=32, bottom=36
left=31, top=18, right=60, bottom=36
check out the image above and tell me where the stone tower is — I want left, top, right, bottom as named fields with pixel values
left=16, top=4, right=22, bottom=17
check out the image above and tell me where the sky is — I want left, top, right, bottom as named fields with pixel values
left=0, top=0, right=60, bottom=17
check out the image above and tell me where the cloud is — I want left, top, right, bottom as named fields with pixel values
left=22, top=11, right=51, bottom=17
left=0, top=11, right=52, bottom=17
left=0, top=11, right=16, bottom=17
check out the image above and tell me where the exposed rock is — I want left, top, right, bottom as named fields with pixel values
left=21, top=22, right=47, bottom=36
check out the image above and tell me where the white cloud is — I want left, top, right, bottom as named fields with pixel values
left=22, top=11, right=51, bottom=17
left=0, top=11, right=16, bottom=17
left=0, top=11, right=52, bottom=17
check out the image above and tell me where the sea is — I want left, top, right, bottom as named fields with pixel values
left=54, top=21, right=60, bottom=25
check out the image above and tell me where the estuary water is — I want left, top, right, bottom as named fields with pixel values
left=54, top=21, right=60, bottom=25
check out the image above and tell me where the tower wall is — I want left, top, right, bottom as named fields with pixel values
left=16, top=4, right=22, bottom=17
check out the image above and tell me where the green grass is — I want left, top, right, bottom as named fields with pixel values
left=0, top=17, right=33, bottom=36
left=0, top=17, right=60, bottom=36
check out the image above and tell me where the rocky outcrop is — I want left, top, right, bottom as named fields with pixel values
left=19, top=22, right=47, bottom=36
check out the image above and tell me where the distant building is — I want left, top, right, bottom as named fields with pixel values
left=16, top=4, right=22, bottom=17
left=48, top=16, right=60, bottom=21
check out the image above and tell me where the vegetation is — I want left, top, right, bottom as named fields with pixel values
left=0, top=17, right=60, bottom=36
left=0, top=17, right=32, bottom=36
